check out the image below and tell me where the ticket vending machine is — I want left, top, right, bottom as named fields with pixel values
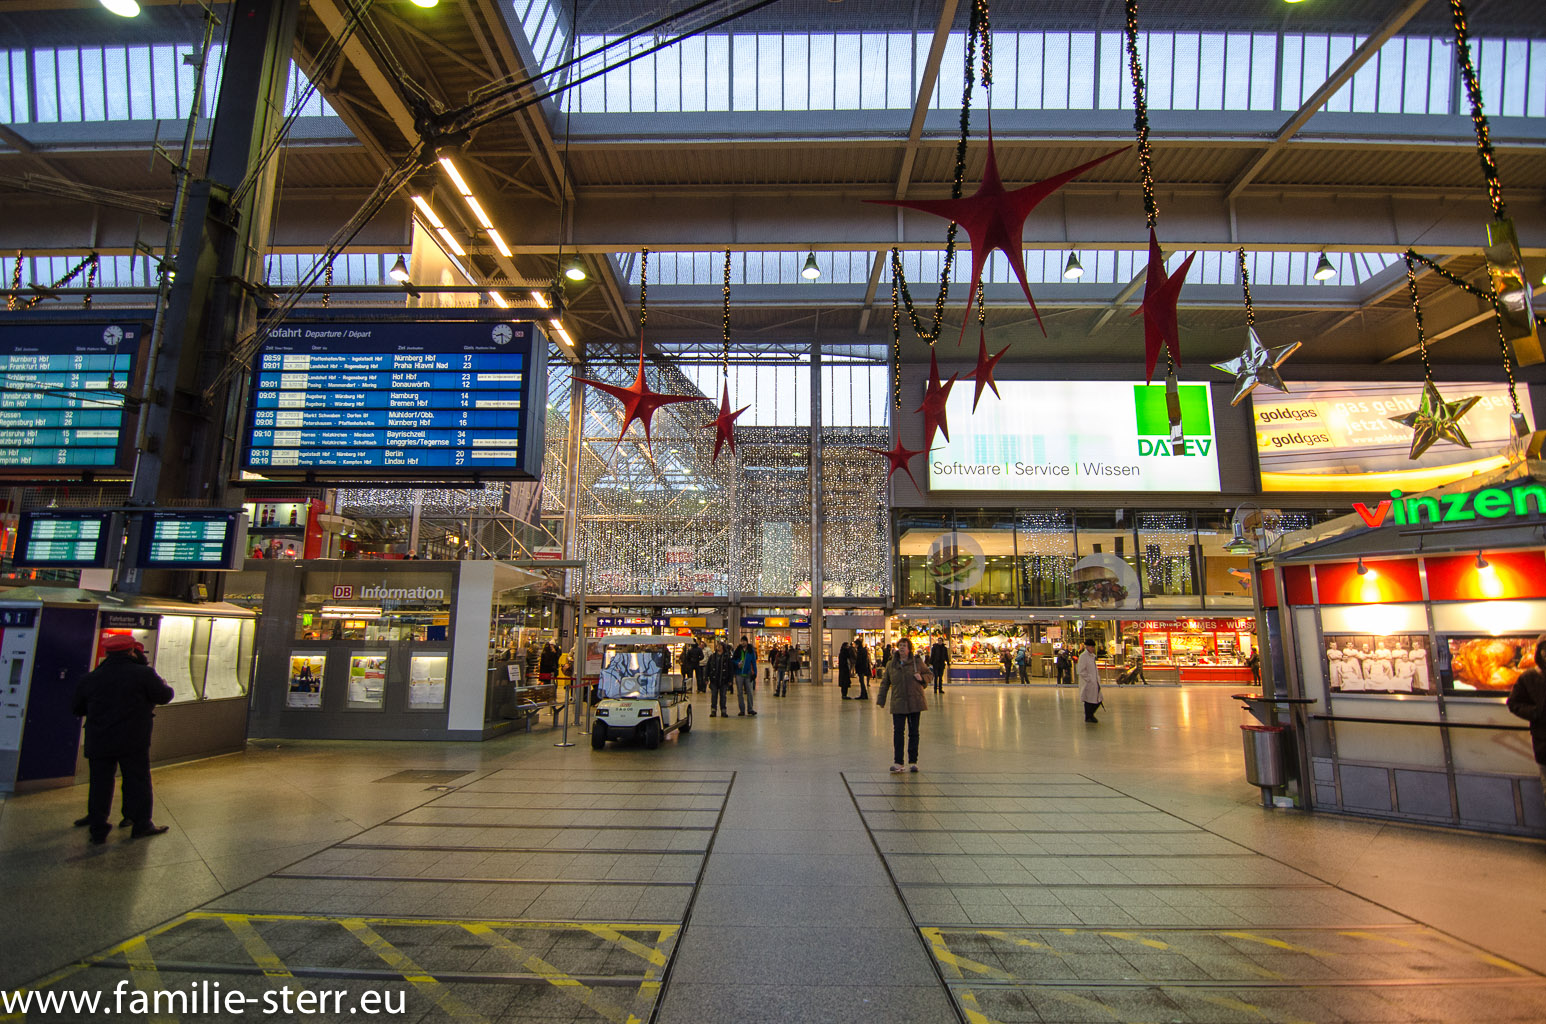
left=0, top=597, right=98, bottom=793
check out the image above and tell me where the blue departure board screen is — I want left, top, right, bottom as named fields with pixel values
left=14, top=509, right=116, bottom=568
left=137, top=509, right=246, bottom=570
left=0, top=321, right=141, bottom=473
left=242, top=317, right=546, bottom=479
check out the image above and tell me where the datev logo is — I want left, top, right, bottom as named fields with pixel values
left=1132, top=384, right=1214, bottom=457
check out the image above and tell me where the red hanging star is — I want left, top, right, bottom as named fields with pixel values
left=702, top=381, right=749, bottom=463
left=870, top=136, right=1127, bottom=338
left=966, top=326, right=1011, bottom=412
left=1131, top=228, right=1198, bottom=384
left=863, top=437, right=928, bottom=492
left=574, top=344, right=700, bottom=452
left=916, top=348, right=957, bottom=449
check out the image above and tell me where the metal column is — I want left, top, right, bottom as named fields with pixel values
left=121, top=0, right=301, bottom=594
left=809, top=332, right=824, bottom=685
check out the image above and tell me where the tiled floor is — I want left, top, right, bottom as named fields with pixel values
left=2, top=683, right=1544, bottom=1023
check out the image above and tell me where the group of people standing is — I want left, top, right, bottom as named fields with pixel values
left=700, top=638, right=759, bottom=717
left=836, top=640, right=873, bottom=700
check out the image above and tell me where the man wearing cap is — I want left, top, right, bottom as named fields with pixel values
left=71, top=635, right=175, bottom=843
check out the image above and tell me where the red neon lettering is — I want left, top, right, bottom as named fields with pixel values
left=1352, top=500, right=1390, bottom=528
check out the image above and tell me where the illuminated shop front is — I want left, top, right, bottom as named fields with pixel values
left=1262, top=465, right=1546, bottom=837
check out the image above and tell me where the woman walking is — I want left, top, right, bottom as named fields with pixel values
left=854, top=641, right=872, bottom=700
left=838, top=642, right=854, bottom=699
left=877, top=638, right=931, bottom=773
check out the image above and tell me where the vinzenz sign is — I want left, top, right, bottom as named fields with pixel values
left=1353, top=483, right=1546, bottom=528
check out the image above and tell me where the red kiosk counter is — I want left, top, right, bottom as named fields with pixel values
left=1258, top=460, right=1546, bottom=838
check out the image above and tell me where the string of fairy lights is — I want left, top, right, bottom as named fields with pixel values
left=5, top=251, right=99, bottom=312
left=1237, top=248, right=1255, bottom=328
left=1403, top=253, right=1437, bottom=384
left=1124, top=0, right=1158, bottom=233
left=1448, top=0, right=1506, bottom=220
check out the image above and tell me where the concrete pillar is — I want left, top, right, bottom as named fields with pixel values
left=809, top=333, right=824, bottom=685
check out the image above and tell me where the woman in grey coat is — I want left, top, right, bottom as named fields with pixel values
left=877, top=638, right=932, bottom=773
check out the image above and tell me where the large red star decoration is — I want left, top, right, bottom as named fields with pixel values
left=966, top=327, right=1011, bottom=412
left=870, top=137, right=1127, bottom=338
left=1132, top=228, right=1198, bottom=384
left=574, top=344, right=700, bottom=452
left=702, top=381, right=749, bottom=463
left=916, top=348, right=957, bottom=448
left=863, top=438, right=928, bottom=492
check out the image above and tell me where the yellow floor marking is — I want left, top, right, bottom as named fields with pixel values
left=1338, top=930, right=1415, bottom=950
left=339, top=918, right=488, bottom=1023
left=976, top=929, right=1071, bottom=958
left=220, top=917, right=293, bottom=980
left=463, top=923, right=640, bottom=1024
left=1426, top=931, right=1534, bottom=975
left=581, top=924, right=675, bottom=967
left=1219, top=931, right=1327, bottom=956
left=954, top=988, right=1002, bottom=1024
left=121, top=936, right=177, bottom=1024
left=1030, top=984, right=1144, bottom=1023
left=1195, top=991, right=1313, bottom=1024
left=3, top=912, right=196, bottom=1019
left=1096, top=930, right=1172, bottom=951
left=919, top=928, right=1013, bottom=981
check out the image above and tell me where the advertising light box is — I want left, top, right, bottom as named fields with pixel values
left=927, top=381, right=1221, bottom=492
left=1252, top=381, right=1531, bottom=492
left=243, top=314, right=546, bottom=480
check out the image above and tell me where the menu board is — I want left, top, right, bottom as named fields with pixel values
left=137, top=510, right=246, bottom=570
left=0, top=321, right=142, bottom=473
left=243, top=316, right=546, bottom=479
left=14, top=509, right=115, bottom=567
left=1253, top=381, right=1532, bottom=492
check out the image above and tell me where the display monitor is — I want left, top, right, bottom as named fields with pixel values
left=137, top=510, right=247, bottom=570
left=0, top=320, right=144, bottom=475
left=927, top=380, right=1221, bottom=492
left=242, top=315, right=547, bottom=479
left=13, top=509, right=116, bottom=568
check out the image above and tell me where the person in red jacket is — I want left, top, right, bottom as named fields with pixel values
left=71, top=635, right=175, bottom=844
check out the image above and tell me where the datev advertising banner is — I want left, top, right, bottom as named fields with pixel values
left=1253, top=381, right=1532, bottom=493
left=927, top=381, right=1221, bottom=492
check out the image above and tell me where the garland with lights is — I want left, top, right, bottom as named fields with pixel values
left=1404, top=255, right=1435, bottom=383
left=1237, top=248, right=1254, bottom=328
left=7, top=251, right=21, bottom=312
left=322, top=257, right=333, bottom=309
left=6, top=252, right=100, bottom=312
left=1124, top=0, right=1157, bottom=232
left=1449, top=0, right=1506, bottom=219
left=721, top=248, right=732, bottom=379
left=83, top=253, right=98, bottom=309
left=888, top=0, right=992, bottom=347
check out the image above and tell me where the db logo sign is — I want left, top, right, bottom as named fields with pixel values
left=332, top=585, right=353, bottom=599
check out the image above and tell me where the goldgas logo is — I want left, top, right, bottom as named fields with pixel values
left=1133, top=384, right=1214, bottom=457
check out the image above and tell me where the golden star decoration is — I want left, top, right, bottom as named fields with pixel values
left=1387, top=380, right=1482, bottom=459
left=1210, top=327, right=1302, bottom=406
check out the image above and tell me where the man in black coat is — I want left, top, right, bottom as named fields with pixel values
left=928, top=636, right=950, bottom=694
left=1507, top=636, right=1546, bottom=816
left=683, top=639, right=705, bottom=693
left=72, top=635, right=175, bottom=843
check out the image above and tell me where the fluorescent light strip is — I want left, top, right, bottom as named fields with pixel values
left=438, top=156, right=472, bottom=196
left=487, top=228, right=512, bottom=258
left=435, top=226, right=466, bottom=257
left=530, top=290, right=551, bottom=309
left=488, top=291, right=509, bottom=308
left=409, top=194, right=444, bottom=229
left=550, top=320, right=574, bottom=347
left=464, top=195, right=493, bottom=230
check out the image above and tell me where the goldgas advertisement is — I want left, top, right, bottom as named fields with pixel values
left=1252, top=381, right=1531, bottom=492
left=926, top=381, right=1221, bottom=492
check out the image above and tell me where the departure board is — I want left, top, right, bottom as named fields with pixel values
left=0, top=321, right=142, bottom=474
left=14, top=509, right=116, bottom=568
left=242, top=317, right=546, bottom=479
left=137, top=510, right=246, bottom=570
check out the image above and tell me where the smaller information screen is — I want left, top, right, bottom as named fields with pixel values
left=14, top=510, right=115, bottom=567
left=138, top=510, right=246, bottom=570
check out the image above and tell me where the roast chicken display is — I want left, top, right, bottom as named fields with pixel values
left=1448, top=637, right=1537, bottom=692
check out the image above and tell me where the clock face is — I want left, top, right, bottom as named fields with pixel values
left=491, top=324, right=513, bottom=345
left=102, top=325, right=124, bottom=346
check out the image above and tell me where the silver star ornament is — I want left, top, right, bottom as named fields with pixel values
left=1387, top=380, right=1482, bottom=460
left=1211, top=327, right=1301, bottom=406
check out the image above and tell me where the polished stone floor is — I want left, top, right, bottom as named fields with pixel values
left=2, top=683, right=1545, bottom=1022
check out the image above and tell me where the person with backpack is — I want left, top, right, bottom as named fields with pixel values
left=1015, top=645, right=1029, bottom=684
left=733, top=638, right=758, bottom=716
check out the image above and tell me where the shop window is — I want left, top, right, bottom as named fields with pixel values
left=1137, top=511, right=1200, bottom=608
left=1073, top=511, right=1140, bottom=610
left=1196, top=511, right=1254, bottom=608
left=952, top=511, right=1017, bottom=607
left=1015, top=510, right=1077, bottom=608
left=896, top=513, right=957, bottom=608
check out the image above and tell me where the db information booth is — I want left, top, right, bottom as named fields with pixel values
left=1261, top=462, right=1546, bottom=837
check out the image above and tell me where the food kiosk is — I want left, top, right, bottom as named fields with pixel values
left=1260, top=459, right=1546, bottom=836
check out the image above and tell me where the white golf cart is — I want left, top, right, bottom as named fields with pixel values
left=591, top=635, right=692, bottom=749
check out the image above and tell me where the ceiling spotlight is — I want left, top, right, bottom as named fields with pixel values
left=1476, top=552, right=1490, bottom=570
left=1063, top=252, right=1084, bottom=280
left=409, top=0, right=440, bottom=7
left=99, top=0, right=141, bottom=15
left=1313, top=252, right=1337, bottom=281
left=801, top=252, right=821, bottom=280
left=388, top=255, right=411, bottom=283
left=1356, top=557, right=1369, bottom=576
left=564, top=257, right=588, bottom=282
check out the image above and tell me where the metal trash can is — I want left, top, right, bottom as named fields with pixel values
left=1241, top=723, right=1285, bottom=788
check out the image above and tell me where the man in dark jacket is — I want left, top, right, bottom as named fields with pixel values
left=1507, top=636, right=1546, bottom=813
left=705, top=641, right=734, bottom=717
left=72, top=635, right=175, bottom=843
left=683, top=639, right=705, bottom=692
left=928, top=636, right=950, bottom=694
